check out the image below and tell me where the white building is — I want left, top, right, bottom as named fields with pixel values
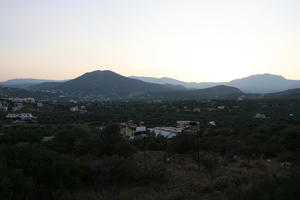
left=149, top=127, right=182, bottom=138
left=41, top=136, right=55, bottom=142
left=8, top=98, right=23, bottom=103
left=70, top=106, right=79, bottom=112
left=217, top=106, right=225, bottom=110
left=6, top=113, right=36, bottom=121
left=209, top=121, right=217, bottom=126
left=176, top=121, right=200, bottom=131
left=254, top=113, right=266, bottom=119
left=0, top=106, right=8, bottom=112
left=120, top=123, right=146, bottom=140
left=12, top=107, right=22, bottom=112
left=193, top=108, right=201, bottom=113
left=37, top=102, right=44, bottom=108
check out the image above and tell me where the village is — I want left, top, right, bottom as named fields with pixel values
left=0, top=96, right=298, bottom=127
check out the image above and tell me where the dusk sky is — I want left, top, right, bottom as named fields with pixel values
left=0, top=0, right=299, bottom=82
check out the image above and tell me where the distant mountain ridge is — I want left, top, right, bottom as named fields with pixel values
left=130, top=76, right=220, bottom=89
left=29, top=70, right=245, bottom=100
left=131, top=74, right=300, bottom=93
left=3, top=73, right=300, bottom=93
left=227, top=74, right=300, bottom=93
left=0, top=78, right=66, bottom=88
left=2, top=70, right=300, bottom=101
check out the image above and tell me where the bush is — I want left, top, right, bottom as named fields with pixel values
left=233, top=173, right=300, bottom=200
left=0, top=145, right=89, bottom=200
left=135, top=135, right=167, bottom=151
left=91, top=155, right=167, bottom=186
left=167, top=133, right=198, bottom=154
left=50, top=126, right=93, bottom=154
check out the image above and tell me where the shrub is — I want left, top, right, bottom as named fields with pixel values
left=91, top=155, right=167, bottom=186
left=0, top=145, right=89, bottom=200
left=167, top=133, right=198, bottom=154
left=233, top=173, right=300, bottom=200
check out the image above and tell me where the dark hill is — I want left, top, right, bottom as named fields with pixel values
left=264, top=88, right=300, bottom=99
left=31, top=70, right=182, bottom=99
left=141, top=85, right=243, bottom=100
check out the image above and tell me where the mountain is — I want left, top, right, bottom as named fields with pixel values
left=0, top=78, right=66, bottom=88
left=31, top=70, right=243, bottom=100
left=139, top=85, right=243, bottom=100
left=130, top=74, right=300, bottom=93
left=130, top=76, right=220, bottom=89
left=264, top=88, right=300, bottom=99
left=227, top=74, right=300, bottom=93
left=130, top=76, right=189, bottom=87
left=31, top=70, right=184, bottom=99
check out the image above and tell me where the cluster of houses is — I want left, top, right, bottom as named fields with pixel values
left=0, top=97, right=43, bottom=113
left=0, top=97, right=43, bottom=123
left=120, top=120, right=200, bottom=140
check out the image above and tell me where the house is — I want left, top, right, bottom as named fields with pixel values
left=69, top=100, right=78, bottom=103
left=0, top=106, right=8, bottom=112
left=96, top=126, right=105, bottom=131
left=193, top=108, right=201, bottom=113
left=254, top=113, right=266, bottom=119
left=70, top=105, right=87, bottom=112
left=23, top=98, right=35, bottom=103
left=6, top=113, right=37, bottom=121
left=14, top=102, right=23, bottom=106
left=8, top=98, right=23, bottom=103
left=217, top=106, right=225, bottom=110
left=70, top=106, right=79, bottom=112
left=149, top=127, right=183, bottom=138
left=41, top=136, right=55, bottom=142
left=0, top=102, right=8, bottom=112
left=120, top=122, right=146, bottom=140
left=209, top=121, right=216, bottom=126
left=176, top=121, right=200, bottom=132
left=237, top=96, right=245, bottom=101
left=12, top=106, right=22, bottom=112
left=37, top=102, right=44, bottom=108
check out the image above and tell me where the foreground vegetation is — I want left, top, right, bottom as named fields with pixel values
left=0, top=99, right=300, bottom=200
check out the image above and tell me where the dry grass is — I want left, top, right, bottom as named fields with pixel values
left=66, top=151, right=287, bottom=200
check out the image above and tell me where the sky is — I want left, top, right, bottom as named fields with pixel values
left=0, top=0, right=300, bottom=82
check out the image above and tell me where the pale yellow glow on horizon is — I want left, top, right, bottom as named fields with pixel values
left=0, top=0, right=300, bottom=82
